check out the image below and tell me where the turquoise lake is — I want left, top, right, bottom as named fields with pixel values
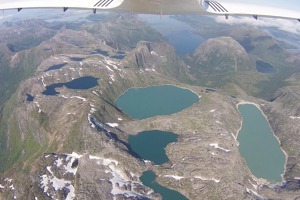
left=140, top=171, right=188, bottom=200
left=115, top=85, right=199, bottom=119
left=237, top=104, right=286, bottom=183
left=129, top=131, right=188, bottom=199
left=128, top=130, right=177, bottom=165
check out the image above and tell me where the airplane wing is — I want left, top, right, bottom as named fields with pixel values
left=0, top=0, right=125, bottom=10
left=0, top=0, right=299, bottom=21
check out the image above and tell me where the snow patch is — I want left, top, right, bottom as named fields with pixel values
left=4, top=178, right=12, bottom=183
left=109, top=74, right=115, bottom=81
left=89, top=155, right=146, bottom=199
left=9, top=184, right=14, bottom=190
left=40, top=174, right=49, bottom=193
left=117, top=118, right=123, bottom=121
left=164, top=175, right=184, bottom=180
left=151, top=51, right=158, bottom=56
left=64, top=153, right=82, bottom=175
left=0, top=184, right=4, bottom=189
left=40, top=153, right=81, bottom=200
left=248, top=179, right=258, bottom=190
left=34, top=101, right=42, bottom=113
left=45, top=72, right=52, bottom=77
left=55, top=158, right=63, bottom=167
left=210, top=109, right=216, bottom=113
left=106, top=65, right=114, bottom=72
left=290, top=116, right=300, bottom=119
left=194, top=176, right=220, bottom=183
left=61, top=95, right=68, bottom=99
left=112, top=65, right=121, bottom=71
left=92, top=91, right=99, bottom=97
left=70, top=96, right=87, bottom=102
left=145, top=68, right=156, bottom=72
left=41, top=76, right=46, bottom=87
left=246, top=188, right=264, bottom=199
left=105, top=123, right=119, bottom=128
left=209, top=143, right=231, bottom=152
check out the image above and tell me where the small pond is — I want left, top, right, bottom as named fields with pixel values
left=256, top=60, right=275, bottom=73
left=45, top=63, right=67, bottom=72
left=42, top=76, right=98, bottom=95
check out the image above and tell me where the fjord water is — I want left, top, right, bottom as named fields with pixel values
left=128, top=130, right=177, bottom=165
left=237, top=104, right=285, bottom=183
left=115, top=85, right=199, bottom=119
left=139, top=15, right=204, bottom=55
left=140, top=171, right=188, bottom=200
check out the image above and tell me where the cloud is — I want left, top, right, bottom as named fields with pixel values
left=215, top=16, right=300, bottom=35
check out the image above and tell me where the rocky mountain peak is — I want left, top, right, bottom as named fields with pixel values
left=122, top=41, right=189, bottom=78
left=192, top=36, right=251, bottom=73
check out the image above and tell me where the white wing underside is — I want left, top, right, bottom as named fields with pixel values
left=0, top=0, right=299, bottom=21
left=0, top=0, right=125, bottom=10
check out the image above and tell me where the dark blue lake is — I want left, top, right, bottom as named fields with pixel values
left=70, top=57, right=84, bottom=61
left=45, top=63, right=67, bottom=72
left=256, top=60, right=275, bottom=73
left=26, top=94, right=34, bottom=102
left=91, top=49, right=109, bottom=56
left=111, top=55, right=126, bottom=59
left=42, top=76, right=99, bottom=95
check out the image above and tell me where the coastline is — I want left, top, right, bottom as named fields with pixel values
left=235, top=100, right=288, bottom=185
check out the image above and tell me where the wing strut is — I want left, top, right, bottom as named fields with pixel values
left=253, top=15, right=258, bottom=20
left=93, top=8, right=96, bottom=14
left=63, top=7, right=68, bottom=12
left=17, top=8, right=22, bottom=12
